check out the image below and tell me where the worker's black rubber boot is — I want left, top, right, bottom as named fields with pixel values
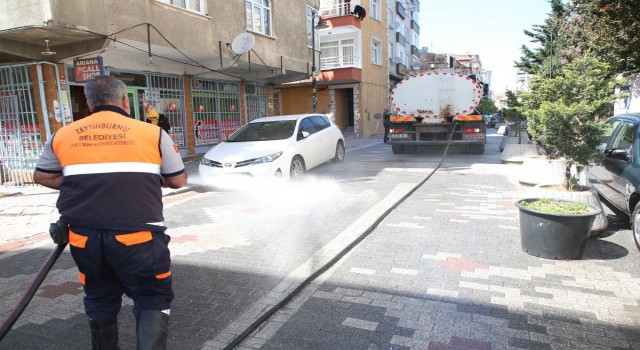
left=136, top=310, right=169, bottom=350
left=89, top=315, right=119, bottom=350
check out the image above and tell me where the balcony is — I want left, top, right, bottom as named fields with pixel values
left=411, top=20, right=420, bottom=34
left=321, top=55, right=361, bottom=70
left=396, top=2, right=406, bottom=19
left=320, top=0, right=361, bottom=18
left=396, top=32, right=406, bottom=46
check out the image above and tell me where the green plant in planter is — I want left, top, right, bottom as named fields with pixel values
left=519, top=56, right=619, bottom=190
left=519, top=198, right=593, bottom=214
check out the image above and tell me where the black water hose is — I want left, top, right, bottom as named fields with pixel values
left=223, top=124, right=459, bottom=350
left=0, top=243, right=67, bottom=342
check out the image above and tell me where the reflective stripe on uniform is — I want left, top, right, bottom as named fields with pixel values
left=64, top=162, right=162, bottom=176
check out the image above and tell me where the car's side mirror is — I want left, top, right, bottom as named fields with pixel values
left=605, top=148, right=630, bottom=161
left=297, top=130, right=311, bottom=141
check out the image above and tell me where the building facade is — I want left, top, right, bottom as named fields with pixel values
left=0, top=0, right=319, bottom=185
left=387, top=0, right=420, bottom=93
left=278, top=0, right=415, bottom=138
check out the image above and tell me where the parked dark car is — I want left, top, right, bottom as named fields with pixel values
left=587, top=113, right=640, bottom=249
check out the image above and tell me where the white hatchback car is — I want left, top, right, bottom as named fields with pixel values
left=199, top=114, right=345, bottom=180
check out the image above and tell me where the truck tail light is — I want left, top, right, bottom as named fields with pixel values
left=464, top=128, right=481, bottom=133
left=390, top=128, right=405, bottom=134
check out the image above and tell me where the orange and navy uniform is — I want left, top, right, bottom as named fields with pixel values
left=37, top=105, right=183, bottom=231
left=35, top=105, right=183, bottom=321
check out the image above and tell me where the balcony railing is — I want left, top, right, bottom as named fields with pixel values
left=320, top=0, right=361, bottom=18
left=321, top=55, right=361, bottom=69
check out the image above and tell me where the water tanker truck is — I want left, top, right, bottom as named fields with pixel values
left=389, top=72, right=486, bottom=154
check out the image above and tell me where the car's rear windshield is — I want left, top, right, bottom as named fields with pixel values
left=226, top=120, right=296, bottom=142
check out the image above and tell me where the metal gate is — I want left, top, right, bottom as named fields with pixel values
left=244, top=83, right=267, bottom=122
left=191, top=79, right=241, bottom=150
left=0, top=95, right=37, bottom=186
left=0, top=65, right=41, bottom=187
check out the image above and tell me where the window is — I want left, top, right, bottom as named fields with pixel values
left=388, top=41, right=393, bottom=59
left=371, top=38, right=382, bottom=65
left=370, top=0, right=380, bottom=20
left=612, top=122, right=635, bottom=154
left=321, top=39, right=356, bottom=69
left=397, top=45, right=405, bottom=64
left=311, top=116, right=330, bottom=131
left=191, top=79, right=241, bottom=145
left=299, top=118, right=317, bottom=135
left=244, top=83, right=267, bottom=121
left=619, top=86, right=631, bottom=110
left=246, top=0, right=272, bottom=36
left=156, top=0, right=204, bottom=14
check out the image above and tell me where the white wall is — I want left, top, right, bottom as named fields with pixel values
left=0, top=0, right=50, bottom=30
left=615, top=74, right=640, bottom=115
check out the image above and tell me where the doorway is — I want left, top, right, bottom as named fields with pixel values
left=128, top=88, right=145, bottom=120
left=69, top=85, right=90, bottom=121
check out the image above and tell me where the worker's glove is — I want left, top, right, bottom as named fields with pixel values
left=49, top=219, right=69, bottom=246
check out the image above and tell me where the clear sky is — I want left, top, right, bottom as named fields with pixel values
left=419, top=0, right=553, bottom=96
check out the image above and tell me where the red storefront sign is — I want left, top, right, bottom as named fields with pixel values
left=73, top=57, right=105, bottom=83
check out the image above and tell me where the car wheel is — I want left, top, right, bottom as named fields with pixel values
left=290, top=156, right=306, bottom=179
left=332, top=140, right=345, bottom=162
left=632, top=202, right=640, bottom=251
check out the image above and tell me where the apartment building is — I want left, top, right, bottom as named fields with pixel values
left=277, top=0, right=392, bottom=138
left=0, top=0, right=318, bottom=185
left=387, top=0, right=420, bottom=90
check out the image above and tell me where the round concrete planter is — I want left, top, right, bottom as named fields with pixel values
left=519, top=156, right=566, bottom=186
left=524, top=184, right=608, bottom=237
left=516, top=198, right=601, bottom=260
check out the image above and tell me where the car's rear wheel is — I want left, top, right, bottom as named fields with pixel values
left=333, top=140, right=345, bottom=162
left=632, top=202, right=640, bottom=251
left=290, top=156, right=306, bottom=179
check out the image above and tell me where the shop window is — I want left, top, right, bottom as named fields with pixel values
left=191, top=79, right=241, bottom=146
left=244, top=83, right=267, bottom=122
left=150, top=74, right=185, bottom=148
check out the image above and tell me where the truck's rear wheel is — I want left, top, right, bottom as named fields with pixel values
left=391, top=145, right=405, bottom=154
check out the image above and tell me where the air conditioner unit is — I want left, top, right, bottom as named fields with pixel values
left=394, top=21, right=401, bottom=29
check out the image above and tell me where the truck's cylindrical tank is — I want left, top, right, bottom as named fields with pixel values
left=391, top=73, right=482, bottom=123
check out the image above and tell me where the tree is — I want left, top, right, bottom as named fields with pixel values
left=521, top=56, right=619, bottom=189
left=500, top=90, right=527, bottom=143
left=570, top=0, right=640, bottom=75
left=515, top=0, right=566, bottom=76
left=478, top=98, right=498, bottom=115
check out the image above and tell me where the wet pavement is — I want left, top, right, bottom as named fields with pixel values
left=2, top=131, right=640, bottom=350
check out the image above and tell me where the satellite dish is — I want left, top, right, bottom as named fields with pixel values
left=230, top=33, right=255, bottom=55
